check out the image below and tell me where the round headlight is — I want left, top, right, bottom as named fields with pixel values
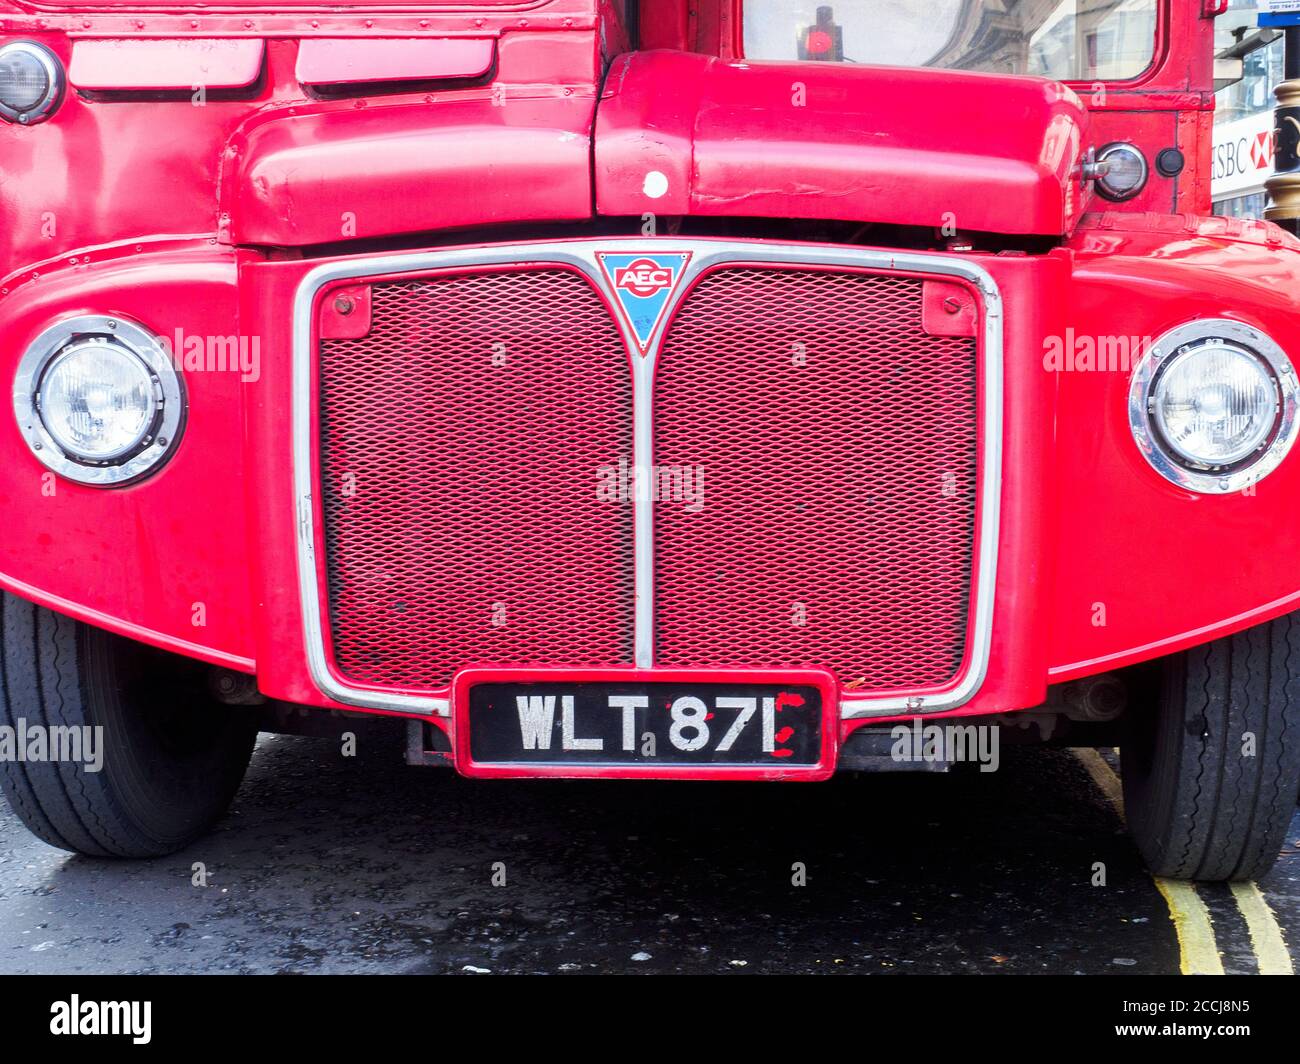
left=1152, top=340, right=1277, bottom=467
left=1095, top=143, right=1148, bottom=202
left=1129, top=320, right=1299, bottom=493
left=37, top=339, right=157, bottom=461
left=13, top=316, right=184, bottom=487
left=0, top=42, right=63, bottom=125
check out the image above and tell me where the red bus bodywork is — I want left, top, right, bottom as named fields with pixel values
left=1, top=0, right=1297, bottom=773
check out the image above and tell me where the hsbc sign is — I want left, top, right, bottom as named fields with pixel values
left=1212, top=111, right=1277, bottom=200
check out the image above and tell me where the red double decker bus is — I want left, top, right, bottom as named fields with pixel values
left=0, top=0, right=1297, bottom=882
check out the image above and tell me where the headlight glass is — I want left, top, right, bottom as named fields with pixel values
left=0, top=42, right=62, bottom=124
left=1096, top=143, right=1148, bottom=202
left=37, top=339, right=157, bottom=461
left=0, top=51, right=48, bottom=111
left=1152, top=340, right=1278, bottom=467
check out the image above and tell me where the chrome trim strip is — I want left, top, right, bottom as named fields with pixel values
left=292, top=239, right=1003, bottom=720
left=632, top=346, right=657, bottom=668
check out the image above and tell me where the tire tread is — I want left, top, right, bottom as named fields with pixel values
left=1126, top=611, right=1300, bottom=882
left=0, top=592, right=254, bottom=858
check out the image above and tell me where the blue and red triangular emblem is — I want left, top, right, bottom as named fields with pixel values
left=597, top=251, right=692, bottom=355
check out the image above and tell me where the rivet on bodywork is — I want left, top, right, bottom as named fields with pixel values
left=643, top=171, right=669, bottom=199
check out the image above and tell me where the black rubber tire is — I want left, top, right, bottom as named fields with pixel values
left=0, top=593, right=257, bottom=858
left=1122, top=610, right=1300, bottom=882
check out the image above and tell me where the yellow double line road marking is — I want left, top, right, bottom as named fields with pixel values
left=1153, top=878, right=1225, bottom=976
left=1229, top=882, right=1294, bottom=975
left=1072, top=748, right=1293, bottom=976
left=1074, top=747, right=1123, bottom=813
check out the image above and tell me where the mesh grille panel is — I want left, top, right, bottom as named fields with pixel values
left=319, top=268, right=634, bottom=688
left=652, top=267, right=978, bottom=689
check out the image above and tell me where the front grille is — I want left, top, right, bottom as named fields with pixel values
left=318, top=267, right=635, bottom=687
left=653, top=268, right=978, bottom=689
left=313, top=250, right=981, bottom=695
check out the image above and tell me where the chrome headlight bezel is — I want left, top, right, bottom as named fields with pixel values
left=1095, top=142, right=1148, bottom=203
left=1128, top=319, right=1298, bottom=494
left=13, top=315, right=185, bottom=487
left=0, top=41, right=64, bottom=125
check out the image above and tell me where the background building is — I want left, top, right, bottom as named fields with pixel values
left=1214, top=1, right=1284, bottom=217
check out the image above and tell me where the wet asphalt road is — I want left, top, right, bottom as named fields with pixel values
left=0, top=730, right=1296, bottom=975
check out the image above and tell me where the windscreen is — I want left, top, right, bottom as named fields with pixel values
left=742, top=0, right=1159, bottom=82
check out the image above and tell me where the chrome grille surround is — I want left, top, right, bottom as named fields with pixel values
left=292, top=239, right=1004, bottom=719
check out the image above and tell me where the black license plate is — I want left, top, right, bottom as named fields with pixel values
left=455, top=674, right=832, bottom=778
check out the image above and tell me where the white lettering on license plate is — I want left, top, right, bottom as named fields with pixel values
left=513, top=693, right=784, bottom=754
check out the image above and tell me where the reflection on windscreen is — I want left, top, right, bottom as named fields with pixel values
left=742, top=0, right=1158, bottom=81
